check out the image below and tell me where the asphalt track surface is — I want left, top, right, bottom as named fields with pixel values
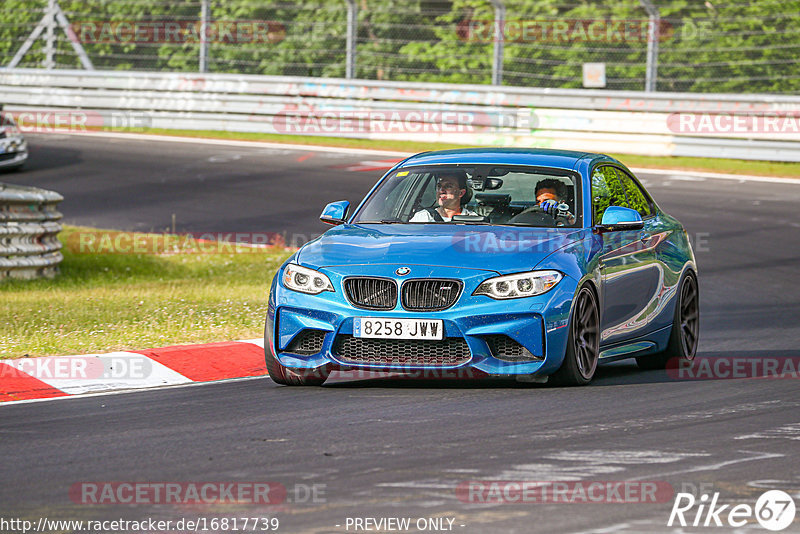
left=2, top=134, right=800, bottom=533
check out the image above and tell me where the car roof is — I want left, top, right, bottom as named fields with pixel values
left=397, top=148, right=620, bottom=171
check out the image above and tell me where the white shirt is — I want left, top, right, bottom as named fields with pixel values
left=409, top=207, right=478, bottom=222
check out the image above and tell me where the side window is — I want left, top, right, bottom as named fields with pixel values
left=591, top=166, right=628, bottom=225
left=616, top=169, right=653, bottom=218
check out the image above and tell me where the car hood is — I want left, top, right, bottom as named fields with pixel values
left=297, top=223, right=583, bottom=275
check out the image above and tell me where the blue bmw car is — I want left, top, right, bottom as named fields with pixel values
left=265, top=148, right=699, bottom=386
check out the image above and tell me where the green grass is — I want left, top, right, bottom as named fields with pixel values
left=114, top=127, right=800, bottom=178
left=0, top=226, right=292, bottom=359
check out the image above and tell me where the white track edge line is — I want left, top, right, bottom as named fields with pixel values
left=630, top=166, right=800, bottom=184
left=34, top=129, right=413, bottom=157
left=0, top=375, right=268, bottom=407
left=39, top=130, right=800, bottom=184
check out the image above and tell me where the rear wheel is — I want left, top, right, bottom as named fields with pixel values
left=264, top=329, right=330, bottom=386
left=551, top=285, right=600, bottom=386
left=636, top=271, right=699, bottom=370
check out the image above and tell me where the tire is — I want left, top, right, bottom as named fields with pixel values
left=551, top=285, right=600, bottom=386
left=636, top=271, right=699, bottom=370
left=264, top=329, right=330, bottom=386
left=1, top=161, right=24, bottom=173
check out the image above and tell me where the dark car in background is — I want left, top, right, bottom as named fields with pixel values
left=0, top=105, right=28, bottom=171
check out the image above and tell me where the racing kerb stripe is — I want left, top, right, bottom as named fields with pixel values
left=0, top=361, right=70, bottom=402
left=130, top=341, right=267, bottom=382
left=0, top=342, right=267, bottom=404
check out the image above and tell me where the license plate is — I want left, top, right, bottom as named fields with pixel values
left=354, top=318, right=443, bottom=340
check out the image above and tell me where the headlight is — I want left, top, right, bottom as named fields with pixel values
left=474, top=270, right=563, bottom=300
left=282, top=264, right=334, bottom=295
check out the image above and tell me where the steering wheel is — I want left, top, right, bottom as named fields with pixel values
left=508, top=204, right=556, bottom=226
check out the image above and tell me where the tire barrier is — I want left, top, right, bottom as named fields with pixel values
left=0, top=182, right=63, bottom=280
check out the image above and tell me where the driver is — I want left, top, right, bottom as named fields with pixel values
left=512, top=178, right=575, bottom=225
left=410, top=170, right=477, bottom=222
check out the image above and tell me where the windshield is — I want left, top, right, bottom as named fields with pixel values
left=353, top=165, right=581, bottom=227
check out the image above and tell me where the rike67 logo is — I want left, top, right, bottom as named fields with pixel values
left=668, top=490, right=796, bottom=531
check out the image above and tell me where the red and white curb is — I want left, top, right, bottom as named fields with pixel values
left=0, top=339, right=267, bottom=405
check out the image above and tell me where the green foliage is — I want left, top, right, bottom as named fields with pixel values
left=591, top=166, right=627, bottom=224
left=1, top=0, right=798, bottom=92
left=591, top=165, right=652, bottom=222
left=657, top=0, right=800, bottom=93
left=618, top=170, right=651, bottom=217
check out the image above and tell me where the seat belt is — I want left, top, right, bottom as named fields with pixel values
left=425, top=207, right=445, bottom=222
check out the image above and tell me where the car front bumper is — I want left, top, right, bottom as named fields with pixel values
left=265, top=263, right=579, bottom=378
left=0, top=136, right=28, bottom=168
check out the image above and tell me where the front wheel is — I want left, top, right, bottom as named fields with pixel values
left=551, top=285, right=600, bottom=386
left=264, top=328, right=330, bottom=386
left=636, top=271, right=699, bottom=370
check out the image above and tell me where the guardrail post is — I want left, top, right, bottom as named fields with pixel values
left=0, top=183, right=64, bottom=280
left=345, top=0, right=357, bottom=79
left=489, top=0, right=505, bottom=86
left=640, top=0, right=660, bottom=92
left=44, top=0, right=56, bottom=69
left=6, top=0, right=94, bottom=70
left=199, top=0, right=210, bottom=72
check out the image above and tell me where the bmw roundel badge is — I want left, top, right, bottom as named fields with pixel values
left=395, top=267, right=411, bottom=276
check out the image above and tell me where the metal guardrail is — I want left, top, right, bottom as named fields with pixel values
left=0, top=182, right=63, bottom=280
left=1, top=68, right=799, bottom=161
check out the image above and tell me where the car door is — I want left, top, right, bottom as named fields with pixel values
left=614, top=165, right=675, bottom=334
left=591, top=165, right=660, bottom=346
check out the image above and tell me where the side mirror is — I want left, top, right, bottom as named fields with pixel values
left=597, top=206, right=644, bottom=232
left=320, top=200, right=350, bottom=226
